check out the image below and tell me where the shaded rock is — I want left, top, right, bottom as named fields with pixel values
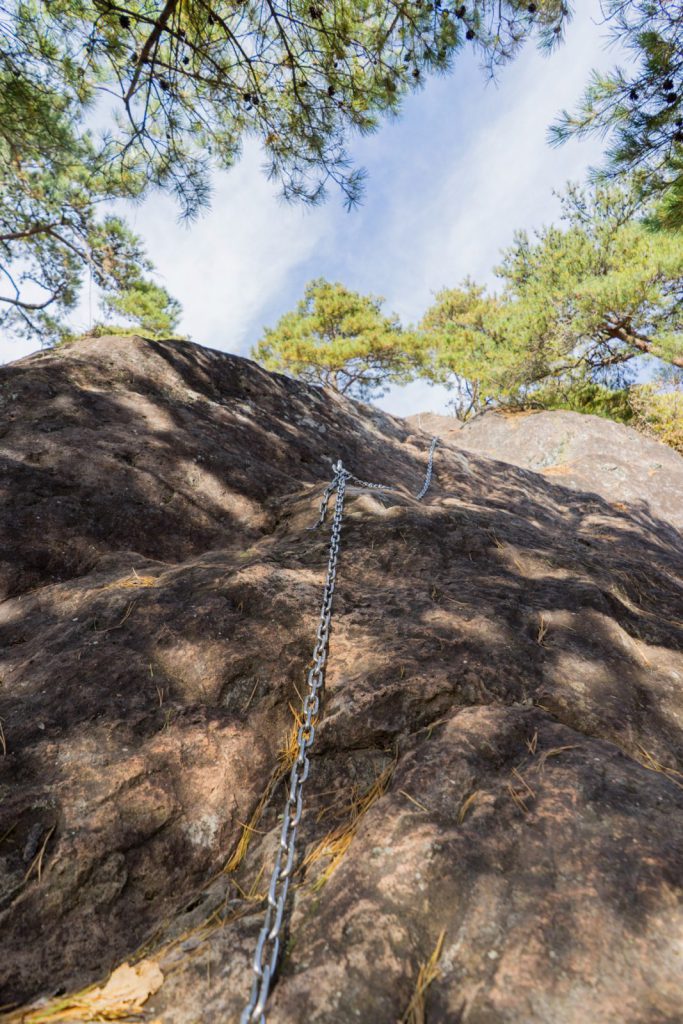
left=0, top=337, right=682, bottom=1023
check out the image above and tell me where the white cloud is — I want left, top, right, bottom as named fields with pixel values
left=0, top=335, right=37, bottom=364
left=339, top=0, right=620, bottom=329
left=0, top=147, right=331, bottom=366
left=112, top=146, right=333, bottom=351
left=375, top=379, right=454, bottom=418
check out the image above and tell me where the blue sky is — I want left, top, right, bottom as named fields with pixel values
left=2, top=0, right=629, bottom=415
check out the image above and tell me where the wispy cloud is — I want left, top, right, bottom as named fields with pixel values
left=117, top=146, right=333, bottom=351
left=326, top=0, right=618, bottom=329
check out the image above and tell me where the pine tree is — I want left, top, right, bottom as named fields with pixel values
left=420, top=180, right=683, bottom=418
left=4, top=0, right=570, bottom=213
left=0, top=80, right=182, bottom=344
left=252, top=279, right=420, bottom=401
left=550, top=1, right=683, bottom=229
left=99, top=280, right=182, bottom=338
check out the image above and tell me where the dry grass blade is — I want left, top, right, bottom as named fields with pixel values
left=399, top=789, right=430, bottom=813
left=536, top=614, right=550, bottom=646
left=229, top=864, right=266, bottom=904
left=302, top=759, right=396, bottom=890
left=457, top=789, right=480, bottom=824
left=400, top=929, right=446, bottom=1024
left=224, top=706, right=304, bottom=874
left=278, top=704, right=305, bottom=775
left=23, top=825, right=55, bottom=884
left=506, top=782, right=529, bottom=813
left=0, top=717, right=6, bottom=757
left=635, top=744, right=683, bottom=790
left=11, top=961, right=163, bottom=1023
left=104, top=569, right=157, bottom=590
left=419, top=715, right=451, bottom=740
left=535, top=745, right=578, bottom=772
left=224, top=767, right=280, bottom=874
left=511, top=767, right=535, bottom=799
left=243, top=678, right=259, bottom=711
left=94, top=602, right=137, bottom=633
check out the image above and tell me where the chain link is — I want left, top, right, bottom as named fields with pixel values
left=240, top=439, right=437, bottom=1023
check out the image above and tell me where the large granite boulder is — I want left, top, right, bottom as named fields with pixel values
left=1, top=337, right=681, bottom=1023
left=410, top=409, right=683, bottom=533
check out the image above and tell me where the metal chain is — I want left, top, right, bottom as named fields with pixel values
left=415, top=436, right=438, bottom=500
left=240, top=439, right=438, bottom=1023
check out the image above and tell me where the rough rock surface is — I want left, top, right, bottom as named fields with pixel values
left=410, top=409, right=683, bottom=532
left=1, top=336, right=682, bottom=1023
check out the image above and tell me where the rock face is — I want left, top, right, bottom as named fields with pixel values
left=1, top=336, right=682, bottom=1024
left=411, top=409, right=683, bottom=532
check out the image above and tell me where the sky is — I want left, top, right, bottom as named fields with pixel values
left=2, top=0, right=628, bottom=416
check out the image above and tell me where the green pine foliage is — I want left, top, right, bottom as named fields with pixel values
left=4, top=0, right=569, bottom=212
left=252, top=278, right=420, bottom=400
left=252, top=180, right=683, bottom=458
left=527, top=381, right=635, bottom=422
left=100, top=280, right=182, bottom=338
left=630, top=380, right=683, bottom=454
left=551, top=1, right=683, bottom=228
left=420, top=180, right=683, bottom=419
left=0, top=81, right=181, bottom=344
